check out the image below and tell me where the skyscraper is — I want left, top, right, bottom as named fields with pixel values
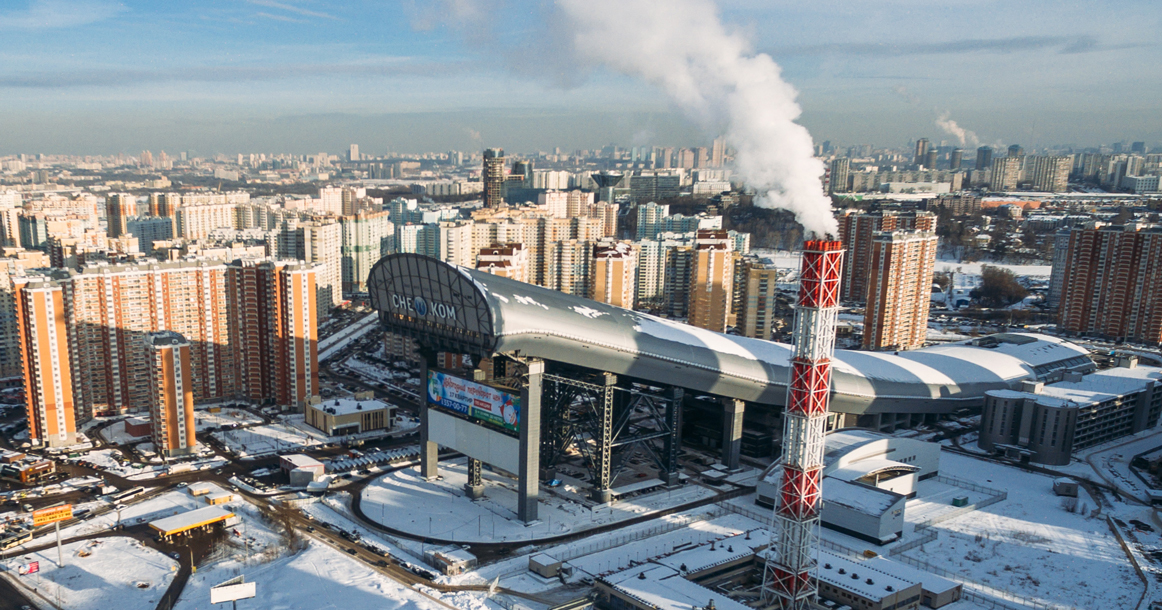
left=339, top=210, right=393, bottom=293
left=949, top=148, right=963, bottom=170
left=862, top=230, right=938, bottom=351
left=105, top=193, right=136, bottom=239
left=739, top=261, right=781, bottom=340
left=146, top=331, right=196, bottom=457
left=687, top=230, right=734, bottom=332
left=1030, top=155, right=1072, bottom=192
left=914, top=138, right=930, bottom=166
left=590, top=242, right=636, bottom=309
left=924, top=149, right=938, bottom=170
left=348, top=144, right=360, bottom=162
left=975, top=146, right=993, bottom=171
left=635, top=202, right=671, bottom=240
left=1007, top=144, right=1024, bottom=158
left=483, top=148, right=506, bottom=209
left=1058, top=224, right=1162, bottom=344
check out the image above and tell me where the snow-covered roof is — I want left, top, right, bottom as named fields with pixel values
left=816, top=550, right=918, bottom=601
left=149, top=506, right=233, bottom=535
left=603, top=564, right=752, bottom=610
left=281, top=454, right=325, bottom=469
left=988, top=365, right=1162, bottom=409
left=863, top=555, right=961, bottom=595
left=829, top=459, right=918, bottom=482
left=653, top=531, right=768, bottom=575
left=310, top=397, right=391, bottom=416
left=823, top=479, right=904, bottom=516
left=369, top=254, right=1096, bottom=415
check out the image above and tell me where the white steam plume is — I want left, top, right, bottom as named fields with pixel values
left=558, top=0, right=837, bottom=238
left=935, top=112, right=980, bottom=148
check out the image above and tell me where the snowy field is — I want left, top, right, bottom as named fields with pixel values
left=98, top=419, right=150, bottom=445
left=934, top=260, right=1053, bottom=278
left=903, top=452, right=1142, bottom=610
left=1055, top=426, right=1162, bottom=503
left=194, top=407, right=264, bottom=432
left=2, top=537, right=177, bottom=610
left=361, top=458, right=718, bottom=544
left=174, top=539, right=463, bottom=610
left=212, top=419, right=326, bottom=458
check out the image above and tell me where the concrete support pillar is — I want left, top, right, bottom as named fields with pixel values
left=464, top=458, right=484, bottom=499
left=419, top=348, right=439, bottom=480
left=518, top=359, right=544, bottom=523
left=721, top=397, right=745, bottom=471
left=661, top=386, right=684, bottom=486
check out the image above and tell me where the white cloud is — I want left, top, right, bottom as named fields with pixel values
left=0, top=0, right=124, bottom=30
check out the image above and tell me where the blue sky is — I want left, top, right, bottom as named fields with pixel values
left=0, top=0, right=1158, bottom=155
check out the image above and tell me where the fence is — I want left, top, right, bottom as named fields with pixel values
left=914, top=476, right=1008, bottom=532
left=887, top=529, right=938, bottom=556
left=893, top=553, right=1082, bottom=610
left=716, top=500, right=772, bottom=527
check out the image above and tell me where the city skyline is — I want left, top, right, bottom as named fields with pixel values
left=0, top=0, right=1159, bottom=154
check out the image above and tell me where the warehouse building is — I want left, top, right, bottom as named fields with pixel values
left=979, top=357, right=1162, bottom=465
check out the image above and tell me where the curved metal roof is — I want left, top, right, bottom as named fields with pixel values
left=367, top=254, right=1094, bottom=415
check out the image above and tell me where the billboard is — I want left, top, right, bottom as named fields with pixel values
left=210, top=582, right=257, bottom=603
left=32, top=504, right=73, bottom=527
left=427, top=371, right=520, bottom=434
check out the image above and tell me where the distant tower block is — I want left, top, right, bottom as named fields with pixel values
left=761, top=240, right=843, bottom=609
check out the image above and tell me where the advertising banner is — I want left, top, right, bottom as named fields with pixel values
left=427, top=371, right=520, bottom=434
left=32, top=504, right=73, bottom=527
left=19, top=561, right=39, bottom=576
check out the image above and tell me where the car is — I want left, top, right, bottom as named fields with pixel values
left=171, top=552, right=180, bottom=559
left=175, top=482, right=187, bottom=488
left=306, top=526, right=315, bottom=532
left=376, top=559, right=388, bottom=567
left=346, top=548, right=357, bottom=555
left=115, top=504, right=127, bottom=511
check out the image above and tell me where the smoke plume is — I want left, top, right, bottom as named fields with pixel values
left=935, top=112, right=980, bottom=148
left=557, top=0, right=837, bottom=237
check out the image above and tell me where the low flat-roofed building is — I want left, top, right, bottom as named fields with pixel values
left=0, top=458, right=55, bottom=484
left=205, top=491, right=234, bottom=506
left=816, top=551, right=923, bottom=610
left=304, top=396, right=395, bottom=436
left=187, top=482, right=218, bottom=497
left=820, top=478, right=907, bottom=545
left=425, top=546, right=477, bottom=576
left=864, top=555, right=962, bottom=608
left=980, top=360, right=1162, bottom=465
left=280, top=454, right=325, bottom=476
left=596, top=563, right=752, bottom=610
left=150, top=506, right=234, bottom=539
left=529, top=553, right=562, bottom=578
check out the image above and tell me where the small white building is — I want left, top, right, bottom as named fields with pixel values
left=280, top=454, right=325, bottom=486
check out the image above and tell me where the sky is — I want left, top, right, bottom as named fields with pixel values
left=0, top=0, right=1158, bottom=155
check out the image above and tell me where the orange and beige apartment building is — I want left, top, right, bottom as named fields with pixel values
left=687, top=229, right=736, bottom=333
left=13, top=257, right=319, bottom=447
left=590, top=241, right=636, bottom=309
left=862, top=230, right=939, bottom=351
left=146, top=331, right=196, bottom=456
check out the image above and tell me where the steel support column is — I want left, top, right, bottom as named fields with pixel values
left=661, top=386, right=684, bottom=485
left=418, top=348, right=439, bottom=480
left=518, top=359, right=544, bottom=522
left=721, top=397, right=745, bottom=471
left=590, top=372, right=617, bottom=503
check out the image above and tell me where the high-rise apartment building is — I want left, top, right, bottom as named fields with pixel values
left=176, top=203, right=237, bottom=239
left=636, top=202, right=671, bottom=240
left=1031, top=155, right=1072, bottom=193
left=105, top=193, right=136, bottom=239
left=339, top=210, right=393, bottom=293
left=226, top=259, right=319, bottom=407
left=739, top=261, right=781, bottom=340
left=828, top=158, right=850, bottom=194
left=348, top=144, right=360, bottom=162
left=687, top=230, right=735, bottom=332
left=1, top=250, right=50, bottom=379
left=0, top=191, right=21, bottom=248
left=975, top=146, right=993, bottom=171
left=914, top=138, right=930, bottom=166
left=949, top=148, right=963, bottom=170
left=1058, top=224, right=1162, bottom=344
left=476, top=243, right=530, bottom=283
left=990, top=157, right=1021, bottom=191
left=146, top=331, right=196, bottom=457
left=125, top=216, right=174, bottom=254
left=546, top=239, right=592, bottom=296
left=483, top=148, right=506, bottom=209
left=13, top=277, right=76, bottom=447
left=590, top=242, right=636, bottom=309
left=837, top=209, right=935, bottom=302
left=862, top=230, right=938, bottom=351
left=280, top=219, right=341, bottom=318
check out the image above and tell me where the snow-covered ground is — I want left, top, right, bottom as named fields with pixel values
left=902, top=452, right=1142, bottom=610
left=174, top=538, right=461, bottom=610
left=2, top=537, right=177, bottom=610
left=54, top=490, right=204, bottom=540
left=67, top=448, right=224, bottom=481
left=98, top=420, right=150, bottom=445
left=194, top=407, right=264, bottom=432
left=361, top=458, right=718, bottom=544
left=212, top=419, right=326, bottom=459
left=318, top=312, right=380, bottom=361
left=935, top=260, right=1053, bottom=278
left=1055, top=426, right=1162, bottom=503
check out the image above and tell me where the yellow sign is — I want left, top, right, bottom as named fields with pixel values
left=32, top=504, right=73, bottom=527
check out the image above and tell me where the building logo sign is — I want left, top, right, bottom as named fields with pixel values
left=390, top=294, right=457, bottom=321
left=427, top=371, right=520, bottom=434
